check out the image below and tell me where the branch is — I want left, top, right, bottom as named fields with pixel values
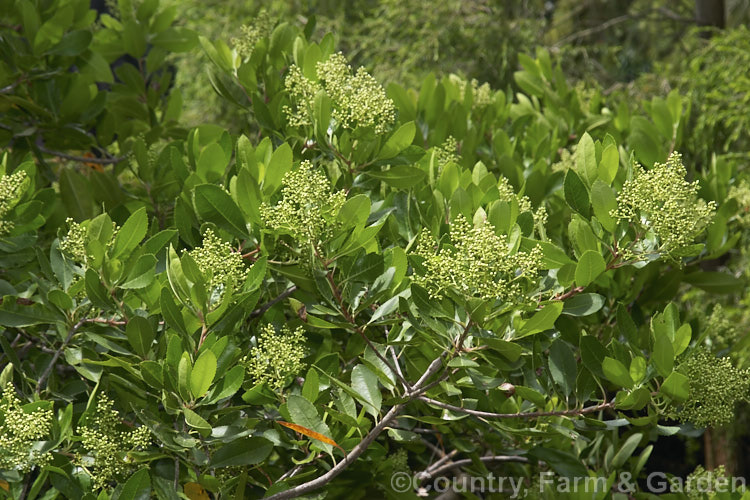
left=266, top=354, right=447, bottom=499
left=36, top=319, right=86, bottom=395
left=418, top=396, right=615, bottom=419
left=265, top=403, right=406, bottom=500
left=418, top=455, right=530, bottom=481
left=250, top=286, right=298, bottom=319
left=36, top=145, right=126, bottom=165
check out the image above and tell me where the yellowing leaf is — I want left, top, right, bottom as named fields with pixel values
left=278, top=420, right=346, bottom=454
left=0, top=480, right=9, bottom=492
left=184, top=482, right=210, bottom=500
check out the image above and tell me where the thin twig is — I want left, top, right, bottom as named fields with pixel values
left=418, top=396, right=615, bottom=419
left=37, top=145, right=126, bottom=165
left=36, top=319, right=86, bottom=394
left=419, top=455, right=530, bottom=481
left=250, top=286, right=298, bottom=319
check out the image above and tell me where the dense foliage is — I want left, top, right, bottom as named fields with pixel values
left=2, top=0, right=750, bottom=499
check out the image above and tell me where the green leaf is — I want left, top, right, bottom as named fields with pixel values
left=629, top=356, right=647, bottom=384
left=603, top=357, right=634, bottom=389
left=85, top=268, right=112, bottom=310
left=598, top=144, right=619, bottom=185
left=365, top=165, right=425, bottom=189
left=210, top=437, right=273, bottom=468
left=673, top=324, right=691, bottom=356
left=548, top=339, right=577, bottom=397
left=682, top=272, right=744, bottom=294
left=575, top=132, right=597, bottom=185
left=160, top=287, right=187, bottom=336
left=120, top=254, right=157, bottom=289
left=286, top=395, right=333, bottom=454
left=190, top=350, right=217, bottom=399
left=263, top=143, right=293, bottom=195
left=378, top=121, right=416, bottom=159
left=112, top=467, right=150, bottom=500
left=337, top=194, right=370, bottom=229
left=575, top=250, right=606, bottom=287
left=183, top=408, right=211, bottom=436
left=660, top=372, right=689, bottom=402
left=516, top=302, right=562, bottom=338
left=652, top=331, right=674, bottom=377
left=302, top=368, right=320, bottom=403
left=562, top=293, right=604, bottom=316
left=564, top=169, right=590, bottom=218
left=59, top=169, right=93, bottom=221
left=125, top=316, right=154, bottom=358
left=591, top=180, right=617, bottom=233
left=112, top=207, right=148, bottom=259
left=0, top=298, right=60, bottom=327
left=351, top=364, right=382, bottom=417
left=193, top=184, right=248, bottom=238
left=611, top=433, right=642, bottom=469
left=151, top=27, right=197, bottom=52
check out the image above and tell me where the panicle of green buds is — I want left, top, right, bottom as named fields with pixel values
left=675, top=349, right=750, bottom=427
left=686, top=465, right=730, bottom=499
left=260, top=161, right=346, bottom=248
left=242, top=324, right=307, bottom=391
left=433, top=136, right=459, bottom=173
left=451, top=76, right=493, bottom=111
left=232, top=9, right=272, bottom=58
left=704, top=303, right=739, bottom=351
left=612, top=153, right=716, bottom=261
left=0, top=170, right=27, bottom=235
left=413, top=215, right=543, bottom=302
left=283, top=66, right=318, bottom=128
left=78, top=394, right=150, bottom=489
left=58, top=218, right=88, bottom=262
left=497, top=176, right=532, bottom=213
left=0, top=383, right=53, bottom=472
left=188, top=229, right=248, bottom=301
left=284, top=52, right=396, bottom=134
left=728, top=180, right=750, bottom=227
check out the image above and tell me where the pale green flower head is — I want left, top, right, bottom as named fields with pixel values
left=188, top=228, right=249, bottom=301
left=686, top=465, right=729, bottom=499
left=728, top=179, right=750, bottom=227
left=412, top=215, right=543, bottom=303
left=232, top=9, right=272, bottom=59
left=260, top=160, right=346, bottom=248
left=243, top=324, right=307, bottom=391
left=58, top=218, right=89, bottom=262
left=78, top=394, right=150, bottom=489
left=674, top=349, right=750, bottom=427
left=0, top=383, right=53, bottom=472
left=0, top=170, right=27, bottom=235
left=612, top=152, right=716, bottom=261
left=283, top=52, right=396, bottom=134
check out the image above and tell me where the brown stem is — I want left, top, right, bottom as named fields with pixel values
left=37, top=145, right=125, bottom=165
left=418, top=396, right=615, bottom=419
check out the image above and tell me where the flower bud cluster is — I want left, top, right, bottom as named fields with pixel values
left=0, top=170, right=27, bottom=235
left=434, top=136, right=459, bottom=172
left=675, top=349, right=750, bottom=427
left=413, top=215, right=543, bottom=302
left=0, top=383, right=53, bottom=472
left=452, top=76, right=493, bottom=111
left=284, top=52, right=396, bottom=134
left=189, top=229, right=248, bottom=300
left=260, top=160, right=346, bottom=247
left=704, top=303, right=739, bottom=350
left=242, top=324, right=307, bottom=391
left=232, top=9, right=271, bottom=58
left=612, top=153, right=716, bottom=260
left=686, top=465, right=727, bottom=499
left=78, top=394, right=150, bottom=489
left=728, top=180, right=750, bottom=227
left=58, top=218, right=89, bottom=262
